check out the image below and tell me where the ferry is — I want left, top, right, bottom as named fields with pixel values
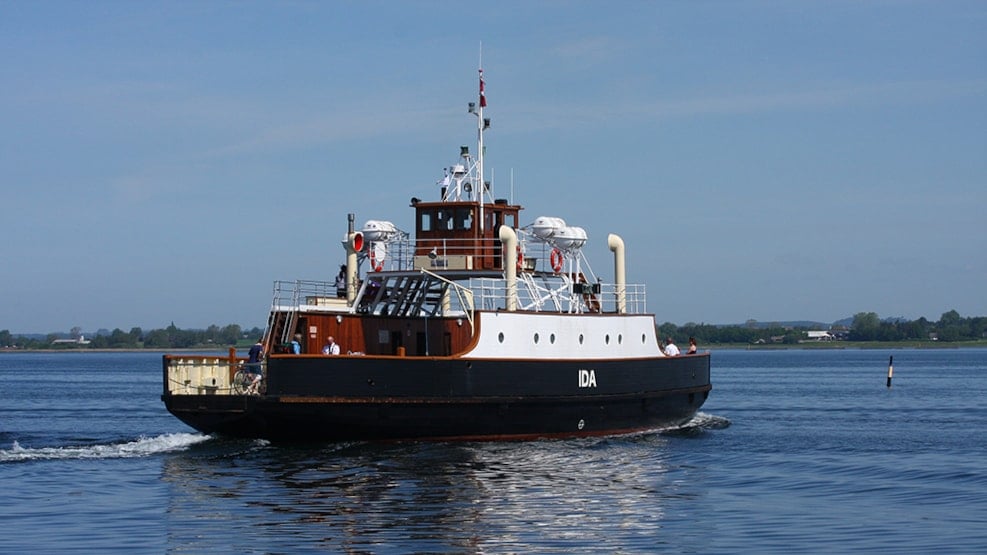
left=161, top=69, right=711, bottom=441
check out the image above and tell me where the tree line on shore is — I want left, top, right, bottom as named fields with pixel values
left=2, top=310, right=984, bottom=350
left=662, top=310, right=985, bottom=345
left=0, top=323, right=265, bottom=350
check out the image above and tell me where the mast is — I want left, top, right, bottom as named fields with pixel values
left=476, top=62, right=486, bottom=233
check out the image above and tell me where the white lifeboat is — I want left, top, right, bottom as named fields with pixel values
left=361, top=220, right=398, bottom=242
left=554, top=226, right=587, bottom=250
left=531, top=216, right=566, bottom=240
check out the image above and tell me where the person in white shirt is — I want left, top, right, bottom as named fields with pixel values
left=664, top=337, right=680, bottom=356
left=322, top=336, right=340, bottom=355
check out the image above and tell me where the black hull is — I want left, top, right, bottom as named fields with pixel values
left=163, top=354, right=711, bottom=442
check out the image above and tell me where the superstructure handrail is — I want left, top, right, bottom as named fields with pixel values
left=350, top=235, right=605, bottom=274
left=420, top=267, right=476, bottom=334
left=268, top=275, right=647, bottom=317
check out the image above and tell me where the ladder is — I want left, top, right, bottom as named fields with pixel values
left=263, top=281, right=300, bottom=353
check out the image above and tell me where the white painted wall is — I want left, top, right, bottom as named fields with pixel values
left=463, top=311, right=664, bottom=360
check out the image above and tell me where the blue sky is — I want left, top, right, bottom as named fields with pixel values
left=2, top=1, right=984, bottom=334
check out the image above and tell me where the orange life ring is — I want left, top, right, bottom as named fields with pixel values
left=369, top=249, right=384, bottom=272
left=515, top=245, right=523, bottom=272
left=550, top=248, right=564, bottom=273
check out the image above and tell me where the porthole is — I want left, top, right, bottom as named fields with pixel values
left=605, top=334, right=610, bottom=345
left=498, top=332, right=505, bottom=343
left=642, top=333, right=647, bottom=344
left=550, top=333, right=556, bottom=344
left=618, top=334, right=623, bottom=344
left=533, top=333, right=540, bottom=344
left=579, top=334, right=584, bottom=345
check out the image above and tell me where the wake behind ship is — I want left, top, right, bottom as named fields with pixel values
left=161, top=69, right=711, bottom=441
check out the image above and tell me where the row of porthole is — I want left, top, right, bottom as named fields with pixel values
left=496, top=332, right=650, bottom=346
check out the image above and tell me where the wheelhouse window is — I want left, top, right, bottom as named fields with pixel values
left=419, top=208, right=475, bottom=232
left=455, top=208, right=474, bottom=231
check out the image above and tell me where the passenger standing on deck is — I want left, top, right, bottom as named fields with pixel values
left=664, top=337, right=680, bottom=356
left=291, top=333, right=303, bottom=354
left=335, top=265, right=347, bottom=298
left=248, top=338, right=264, bottom=366
left=246, top=339, right=264, bottom=393
left=687, top=337, right=698, bottom=354
left=322, top=336, right=340, bottom=355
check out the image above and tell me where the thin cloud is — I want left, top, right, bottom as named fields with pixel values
left=550, top=36, right=631, bottom=68
left=640, top=78, right=987, bottom=119
left=500, top=77, right=987, bottom=132
left=198, top=104, right=455, bottom=160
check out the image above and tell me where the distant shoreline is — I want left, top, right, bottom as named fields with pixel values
left=709, top=340, right=987, bottom=350
left=4, top=340, right=986, bottom=354
left=0, top=348, right=238, bottom=354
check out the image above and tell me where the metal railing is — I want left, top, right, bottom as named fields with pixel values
left=163, top=354, right=265, bottom=396
left=265, top=235, right=650, bottom=317
left=268, top=275, right=647, bottom=316
left=465, top=277, right=648, bottom=315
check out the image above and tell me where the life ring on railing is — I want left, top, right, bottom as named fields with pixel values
left=369, top=245, right=385, bottom=272
left=550, top=248, right=564, bottom=273
left=516, top=245, right=523, bottom=272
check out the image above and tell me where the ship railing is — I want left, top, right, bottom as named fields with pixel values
left=162, top=353, right=264, bottom=396
left=420, top=268, right=475, bottom=334
left=364, top=236, right=601, bottom=276
left=270, top=279, right=345, bottom=312
left=366, top=237, right=495, bottom=271
left=452, top=277, right=648, bottom=315
left=268, top=275, right=648, bottom=316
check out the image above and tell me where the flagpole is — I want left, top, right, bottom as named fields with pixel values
left=477, top=45, right=485, bottom=235
left=478, top=68, right=484, bottom=234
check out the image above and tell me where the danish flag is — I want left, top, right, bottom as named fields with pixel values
left=479, top=68, right=487, bottom=108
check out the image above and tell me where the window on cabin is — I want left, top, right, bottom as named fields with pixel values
left=435, top=210, right=453, bottom=231
left=455, top=208, right=473, bottom=231
left=420, top=211, right=433, bottom=232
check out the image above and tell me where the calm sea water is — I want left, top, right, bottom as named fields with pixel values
left=1, top=349, right=985, bottom=554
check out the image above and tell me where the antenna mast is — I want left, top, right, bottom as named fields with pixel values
left=465, top=45, right=490, bottom=233
left=476, top=45, right=486, bottom=233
